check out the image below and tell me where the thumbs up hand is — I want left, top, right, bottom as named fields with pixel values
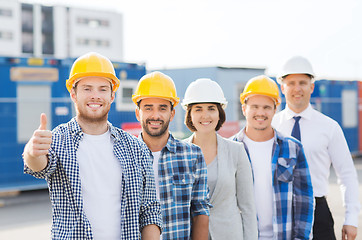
left=23, top=113, right=52, bottom=171
left=31, top=113, right=52, bottom=156
left=39, top=112, right=48, bottom=131
left=30, top=113, right=52, bottom=157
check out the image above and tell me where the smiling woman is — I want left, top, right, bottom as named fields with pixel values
left=182, top=78, right=258, bottom=240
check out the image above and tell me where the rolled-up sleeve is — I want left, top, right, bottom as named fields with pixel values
left=191, top=148, right=210, bottom=217
left=24, top=147, right=58, bottom=179
left=139, top=147, right=163, bottom=232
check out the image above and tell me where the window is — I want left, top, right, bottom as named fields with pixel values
left=0, top=8, right=12, bottom=17
left=122, top=87, right=133, bottom=104
left=0, top=31, right=13, bottom=40
left=115, top=80, right=138, bottom=111
left=42, top=6, right=54, bottom=55
left=21, top=4, right=33, bottom=31
left=21, top=4, right=34, bottom=54
left=76, top=38, right=110, bottom=47
left=17, top=85, right=52, bottom=143
left=22, top=32, right=33, bottom=53
left=77, top=17, right=109, bottom=28
left=342, top=89, right=357, bottom=128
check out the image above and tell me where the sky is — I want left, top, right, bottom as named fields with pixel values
left=27, top=0, right=362, bottom=80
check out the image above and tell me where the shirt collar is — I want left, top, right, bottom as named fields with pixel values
left=164, top=133, right=177, bottom=153
left=284, top=103, right=313, bottom=120
left=138, top=132, right=177, bottom=153
left=69, top=117, right=83, bottom=140
left=108, top=122, right=120, bottom=141
left=69, top=117, right=117, bottom=141
left=235, top=127, right=280, bottom=145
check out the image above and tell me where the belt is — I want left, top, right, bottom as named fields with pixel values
left=315, top=196, right=326, bottom=203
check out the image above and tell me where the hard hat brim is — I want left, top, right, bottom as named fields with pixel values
left=241, top=92, right=281, bottom=106
left=66, top=72, right=120, bottom=92
left=181, top=100, right=228, bottom=110
left=277, top=73, right=315, bottom=84
left=132, top=95, right=180, bottom=107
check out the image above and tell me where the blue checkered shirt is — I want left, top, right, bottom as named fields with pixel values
left=139, top=133, right=210, bottom=240
left=24, top=118, right=162, bottom=239
left=233, top=129, right=314, bottom=240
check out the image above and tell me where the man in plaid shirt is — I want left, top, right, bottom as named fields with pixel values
left=23, top=52, right=162, bottom=239
left=233, top=75, right=314, bottom=240
left=132, top=71, right=210, bottom=240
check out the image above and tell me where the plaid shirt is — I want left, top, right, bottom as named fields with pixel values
left=233, top=129, right=313, bottom=240
left=24, top=118, right=162, bottom=239
left=139, top=133, right=210, bottom=240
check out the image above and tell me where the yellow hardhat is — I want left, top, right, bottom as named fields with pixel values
left=240, top=75, right=281, bottom=106
left=132, top=71, right=180, bottom=107
left=66, top=52, right=120, bottom=93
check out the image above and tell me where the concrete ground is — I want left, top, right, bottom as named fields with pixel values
left=0, top=160, right=361, bottom=240
left=0, top=189, right=51, bottom=240
left=329, top=159, right=362, bottom=239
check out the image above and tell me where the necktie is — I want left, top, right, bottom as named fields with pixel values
left=291, top=116, right=301, bottom=141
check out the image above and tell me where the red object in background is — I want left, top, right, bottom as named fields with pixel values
left=121, top=122, right=142, bottom=137
left=218, top=121, right=240, bottom=138
left=358, top=82, right=362, bottom=152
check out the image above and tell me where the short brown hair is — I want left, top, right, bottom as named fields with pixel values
left=244, top=97, right=277, bottom=109
left=137, top=99, right=174, bottom=111
left=73, top=79, right=113, bottom=93
left=185, top=103, right=226, bottom=132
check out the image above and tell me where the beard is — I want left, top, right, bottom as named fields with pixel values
left=253, top=126, right=268, bottom=131
left=251, top=115, right=269, bottom=131
left=76, top=104, right=110, bottom=124
left=142, top=118, right=170, bottom=137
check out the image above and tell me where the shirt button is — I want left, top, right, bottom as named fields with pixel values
left=182, top=178, right=185, bottom=183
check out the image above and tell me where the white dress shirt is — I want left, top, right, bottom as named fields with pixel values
left=272, top=104, right=360, bottom=227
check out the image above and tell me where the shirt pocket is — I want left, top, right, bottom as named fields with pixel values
left=276, top=157, right=296, bottom=182
left=172, top=173, right=194, bottom=204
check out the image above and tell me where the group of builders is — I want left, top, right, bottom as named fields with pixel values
left=22, top=52, right=360, bottom=240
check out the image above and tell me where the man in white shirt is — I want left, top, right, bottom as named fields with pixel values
left=23, top=52, right=162, bottom=239
left=272, top=56, right=360, bottom=240
left=233, top=75, right=314, bottom=240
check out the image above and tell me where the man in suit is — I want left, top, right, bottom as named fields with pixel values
left=272, top=56, right=360, bottom=240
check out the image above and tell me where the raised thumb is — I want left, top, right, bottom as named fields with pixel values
left=39, top=113, right=47, bottom=130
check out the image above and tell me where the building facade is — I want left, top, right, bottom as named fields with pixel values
left=0, top=0, right=123, bottom=61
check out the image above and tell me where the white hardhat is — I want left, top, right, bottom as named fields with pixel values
left=277, top=56, right=315, bottom=84
left=182, top=78, right=228, bottom=110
